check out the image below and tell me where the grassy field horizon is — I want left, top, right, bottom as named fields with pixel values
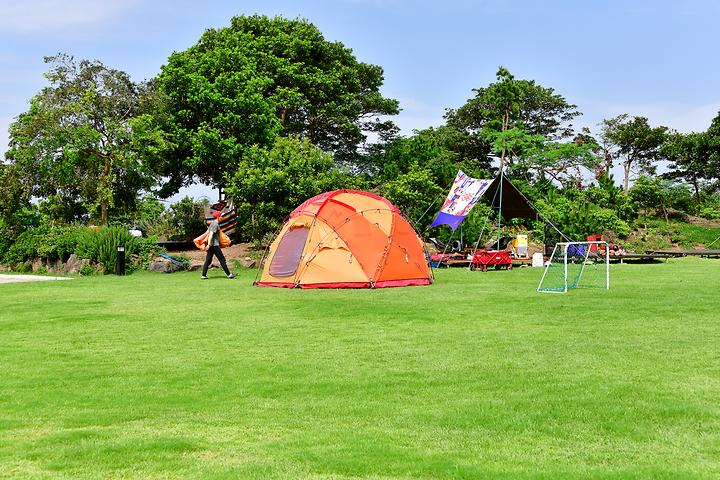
left=1, top=258, right=719, bottom=478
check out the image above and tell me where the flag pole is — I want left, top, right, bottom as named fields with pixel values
left=496, top=167, right=504, bottom=250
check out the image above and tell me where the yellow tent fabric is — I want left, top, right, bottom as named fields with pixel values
left=257, top=190, right=433, bottom=289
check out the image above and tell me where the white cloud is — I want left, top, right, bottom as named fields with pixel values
left=0, top=0, right=139, bottom=33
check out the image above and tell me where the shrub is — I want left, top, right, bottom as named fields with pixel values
left=75, top=227, right=102, bottom=260
left=35, top=225, right=87, bottom=261
left=96, top=227, right=139, bottom=274
left=79, top=264, right=94, bottom=276
left=0, top=219, right=11, bottom=261
left=699, top=194, right=720, bottom=220
left=130, top=234, right=165, bottom=271
left=167, top=197, right=209, bottom=240
left=74, top=226, right=141, bottom=274
left=4, top=227, right=46, bottom=264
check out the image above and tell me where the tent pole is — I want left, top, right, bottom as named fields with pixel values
left=496, top=168, right=503, bottom=249
left=467, top=180, right=501, bottom=271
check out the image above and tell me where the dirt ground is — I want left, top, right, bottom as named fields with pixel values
left=172, top=243, right=258, bottom=270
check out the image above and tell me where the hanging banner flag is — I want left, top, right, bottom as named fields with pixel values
left=430, top=171, right=492, bottom=231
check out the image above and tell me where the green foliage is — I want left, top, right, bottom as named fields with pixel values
left=4, top=54, right=159, bottom=225
left=699, top=194, right=720, bottom=219
left=3, top=228, right=45, bottom=264
left=637, top=219, right=720, bottom=249
left=534, top=188, right=630, bottom=240
left=630, top=176, right=694, bottom=220
left=445, top=66, right=581, bottom=169
left=662, top=130, right=720, bottom=206
left=227, top=136, right=359, bottom=242
left=167, top=197, right=208, bottom=240
left=137, top=195, right=166, bottom=227
left=0, top=218, right=11, bottom=261
left=95, top=227, right=139, bottom=274
left=79, top=264, right=94, bottom=276
left=373, top=130, right=458, bottom=185
left=380, top=163, right=445, bottom=231
left=2, top=224, right=98, bottom=264
left=74, top=226, right=150, bottom=273
left=584, top=174, right=635, bottom=221
left=600, top=114, right=668, bottom=192
left=132, top=234, right=164, bottom=270
left=155, top=14, right=398, bottom=191
left=75, top=228, right=101, bottom=261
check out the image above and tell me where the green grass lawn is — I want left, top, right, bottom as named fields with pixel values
left=1, top=258, right=719, bottom=479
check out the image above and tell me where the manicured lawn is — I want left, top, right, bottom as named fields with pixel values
left=1, top=258, right=719, bottom=479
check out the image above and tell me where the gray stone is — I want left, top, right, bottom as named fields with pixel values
left=31, top=258, right=44, bottom=272
left=148, top=257, right=182, bottom=273
left=63, top=254, right=90, bottom=275
left=239, top=256, right=257, bottom=268
left=46, top=259, right=63, bottom=273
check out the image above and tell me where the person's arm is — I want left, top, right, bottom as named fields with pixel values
left=205, top=231, right=214, bottom=250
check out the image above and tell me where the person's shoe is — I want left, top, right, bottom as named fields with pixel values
left=227, top=274, right=236, bottom=279
left=201, top=275, right=208, bottom=280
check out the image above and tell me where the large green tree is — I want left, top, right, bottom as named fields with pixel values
left=445, top=67, right=581, bottom=171
left=4, top=54, right=164, bottom=225
left=662, top=132, right=717, bottom=202
left=600, top=114, right=668, bottom=192
left=226, top=136, right=359, bottom=241
left=155, top=14, right=399, bottom=194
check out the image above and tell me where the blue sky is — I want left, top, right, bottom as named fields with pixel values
left=1, top=0, right=719, bottom=199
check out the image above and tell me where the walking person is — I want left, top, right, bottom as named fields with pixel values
left=201, top=210, right=235, bottom=280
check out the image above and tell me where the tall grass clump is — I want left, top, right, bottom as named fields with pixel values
left=77, top=226, right=139, bottom=274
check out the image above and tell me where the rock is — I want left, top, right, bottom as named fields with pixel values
left=239, top=256, right=257, bottom=268
left=46, top=259, right=63, bottom=273
left=148, top=257, right=182, bottom=273
left=64, top=254, right=90, bottom=274
left=32, top=258, right=44, bottom=272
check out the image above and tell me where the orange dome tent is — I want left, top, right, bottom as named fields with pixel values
left=257, top=190, right=433, bottom=288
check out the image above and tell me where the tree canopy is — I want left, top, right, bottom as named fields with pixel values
left=4, top=54, right=164, bottom=225
left=445, top=67, right=581, bottom=170
left=600, top=114, right=668, bottom=192
left=155, top=14, right=399, bottom=193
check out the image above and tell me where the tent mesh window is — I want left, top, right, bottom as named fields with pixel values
left=269, top=227, right=309, bottom=277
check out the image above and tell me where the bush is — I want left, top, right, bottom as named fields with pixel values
left=75, top=228, right=101, bottom=260
left=75, top=226, right=141, bottom=274
left=3, top=227, right=46, bottom=264
left=79, top=264, right=94, bottom=276
left=131, top=234, right=165, bottom=271
left=0, top=219, right=12, bottom=261
left=167, top=197, right=209, bottom=241
left=95, top=227, right=139, bottom=274
left=699, top=194, right=720, bottom=220
left=36, top=225, right=86, bottom=261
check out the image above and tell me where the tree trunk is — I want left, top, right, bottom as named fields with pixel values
left=623, top=162, right=631, bottom=193
left=100, top=200, right=108, bottom=226
left=604, top=151, right=613, bottom=176
left=99, top=156, right=112, bottom=226
left=499, top=109, right=509, bottom=172
left=692, top=175, right=702, bottom=204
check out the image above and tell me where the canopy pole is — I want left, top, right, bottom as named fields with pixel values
left=415, top=177, right=456, bottom=226
left=467, top=181, right=501, bottom=271
left=496, top=167, right=504, bottom=249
